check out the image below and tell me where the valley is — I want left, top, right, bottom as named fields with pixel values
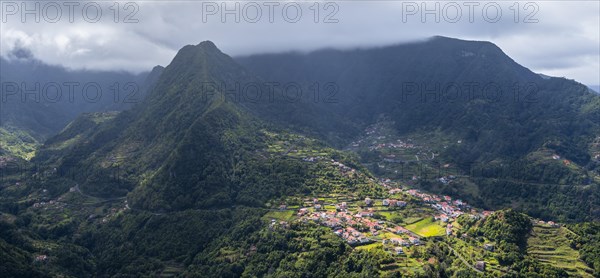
left=1, top=127, right=596, bottom=277
left=1, top=37, right=600, bottom=277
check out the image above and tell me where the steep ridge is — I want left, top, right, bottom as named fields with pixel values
left=33, top=41, right=344, bottom=211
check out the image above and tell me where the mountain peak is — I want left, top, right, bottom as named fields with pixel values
left=427, top=35, right=499, bottom=49
left=197, top=40, right=218, bottom=49
left=151, top=65, right=165, bottom=72
left=174, top=40, right=223, bottom=61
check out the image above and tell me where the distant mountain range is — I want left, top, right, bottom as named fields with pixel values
left=0, top=57, right=163, bottom=158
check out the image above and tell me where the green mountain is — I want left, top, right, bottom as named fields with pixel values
left=1, top=38, right=600, bottom=277
left=238, top=36, right=600, bottom=221
left=32, top=41, right=381, bottom=210
left=1, top=41, right=388, bottom=276
left=238, top=36, right=599, bottom=163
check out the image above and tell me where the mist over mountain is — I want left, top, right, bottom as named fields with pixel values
left=0, top=56, right=160, bottom=158
left=238, top=36, right=600, bottom=165
left=237, top=37, right=600, bottom=221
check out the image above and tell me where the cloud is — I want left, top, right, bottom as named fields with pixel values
left=1, top=1, right=598, bottom=85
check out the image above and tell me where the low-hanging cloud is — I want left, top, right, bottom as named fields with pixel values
left=1, top=0, right=598, bottom=85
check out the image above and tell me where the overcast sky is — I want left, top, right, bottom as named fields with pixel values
left=1, top=0, right=599, bottom=85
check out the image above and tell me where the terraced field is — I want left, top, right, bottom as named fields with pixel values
left=527, top=225, right=594, bottom=277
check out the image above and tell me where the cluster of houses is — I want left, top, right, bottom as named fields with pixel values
left=331, top=160, right=355, bottom=174
left=99, top=201, right=130, bottom=224
left=381, top=233, right=422, bottom=256
left=270, top=219, right=290, bottom=230
left=405, top=189, right=473, bottom=223
left=382, top=198, right=407, bottom=207
left=299, top=209, right=374, bottom=245
left=535, top=219, right=560, bottom=227
left=370, top=140, right=416, bottom=151
left=297, top=195, right=424, bottom=248
left=383, top=236, right=421, bottom=247
left=348, top=121, right=417, bottom=152
left=34, top=254, right=49, bottom=263
left=552, top=153, right=574, bottom=165
left=334, top=226, right=371, bottom=245
left=32, top=200, right=66, bottom=211
left=437, top=175, right=456, bottom=185
left=363, top=196, right=407, bottom=208
left=302, top=156, right=324, bottom=162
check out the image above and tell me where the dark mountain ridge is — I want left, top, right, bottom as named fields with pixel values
left=237, top=36, right=600, bottom=165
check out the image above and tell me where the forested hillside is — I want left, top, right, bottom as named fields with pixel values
left=1, top=38, right=599, bottom=277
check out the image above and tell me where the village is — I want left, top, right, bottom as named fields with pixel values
left=262, top=135, right=581, bottom=275
left=4, top=127, right=580, bottom=276
left=270, top=171, right=494, bottom=259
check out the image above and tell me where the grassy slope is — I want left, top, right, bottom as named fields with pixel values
left=405, top=217, right=446, bottom=237
left=0, top=127, right=40, bottom=160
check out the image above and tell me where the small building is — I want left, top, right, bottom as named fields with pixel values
left=390, top=238, right=404, bottom=246
left=297, top=208, right=308, bottom=216
left=359, top=211, right=373, bottom=217
left=446, top=227, right=452, bottom=236
left=394, top=247, right=404, bottom=255
left=359, top=237, right=370, bottom=243
left=409, top=237, right=420, bottom=245
left=382, top=199, right=390, bottom=206
left=440, top=215, right=449, bottom=222
left=335, top=203, right=347, bottom=211
left=365, top=197, right=373, bottom=206
left=475, top=261, right=486, bottom=271
left=483, top=244, right=494, bottom=251
left=34, top=255, right=48, bottom=263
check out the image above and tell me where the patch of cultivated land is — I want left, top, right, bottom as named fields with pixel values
left=263, top=210, right=295, bottom=222
left=405, top=217, right=445, bottom=237
left=527, top=225, right=594, bottom=277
